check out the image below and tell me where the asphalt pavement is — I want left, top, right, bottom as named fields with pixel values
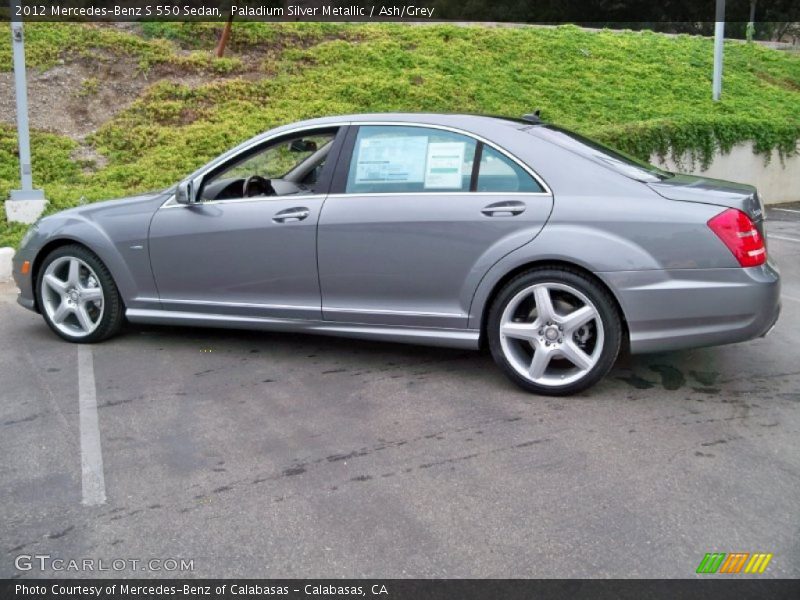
left=1, top=205, right=799, bottom=579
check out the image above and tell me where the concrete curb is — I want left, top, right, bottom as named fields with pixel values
left=0, top=247, right=14, bottom=282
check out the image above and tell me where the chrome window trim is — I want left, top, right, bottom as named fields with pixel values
left=326, top=192, right=547, bottom=199
left=160, top=193, right=325, bottom=209
left=159, top=119, right=552, bottom=210
left=163, top=191, right=546, bottom=208
left=344, top=121, right=552, bottom=196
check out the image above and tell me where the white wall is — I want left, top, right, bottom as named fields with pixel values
left=651, top=142, right=800, bottom=205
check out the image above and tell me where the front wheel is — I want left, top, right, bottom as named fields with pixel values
left=36, top=244, right=124, bottom=343
left=487, top=268, right=622, bottom=396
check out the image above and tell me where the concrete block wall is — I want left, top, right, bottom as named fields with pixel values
left=652, top=142, right=800, bottom=205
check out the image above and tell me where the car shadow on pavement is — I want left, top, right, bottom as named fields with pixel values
left=119, top=322, right=766, bottom=401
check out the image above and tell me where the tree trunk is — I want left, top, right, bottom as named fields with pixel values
left=215, top=14, right=234, bottom=58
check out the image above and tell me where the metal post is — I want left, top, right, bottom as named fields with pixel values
left=712, top=0, right=726, bottom=102
left=7, top=0, right=46, bottom=224
left=11, top=18, right=33, bottom=190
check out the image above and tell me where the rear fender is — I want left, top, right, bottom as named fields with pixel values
left=466, top=224, right=657, bottom=329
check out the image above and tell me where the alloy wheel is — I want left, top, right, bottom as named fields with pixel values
left=499, top=282, right=604, bottom=387
left=40, top=256, right=105, bottom=338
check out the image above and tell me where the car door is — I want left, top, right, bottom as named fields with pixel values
left=148, top=126, right=346, bottom=320
left=317, top=123, right=554, bottom=329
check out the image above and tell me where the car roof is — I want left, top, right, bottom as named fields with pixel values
left=277, top=112, right=534, bottom=132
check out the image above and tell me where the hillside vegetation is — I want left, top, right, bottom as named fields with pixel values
left=1, top=22, right=799, bottom=246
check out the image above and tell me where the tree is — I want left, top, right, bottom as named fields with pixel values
left=215, top=12, right=234, bottom=58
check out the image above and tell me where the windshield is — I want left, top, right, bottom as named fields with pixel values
left=533, top=125, right=672, bottom=183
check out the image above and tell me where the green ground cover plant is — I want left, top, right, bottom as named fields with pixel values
left=1, top=22, right=798, bottom=247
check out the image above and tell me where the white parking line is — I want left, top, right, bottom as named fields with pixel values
left=78, top=345, right=106, bottom=506
left=769, top=234, right=800, bottom=244
left=773, top=208, right=800, bottom=214
left=783, top=294, right=800, bottom=304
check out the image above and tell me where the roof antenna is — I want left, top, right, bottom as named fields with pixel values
left=521, top=110, right=542, bottom=124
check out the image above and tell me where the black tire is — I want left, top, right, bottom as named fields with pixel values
left=35, top=244, right=125, bottom=343
left=487, top=267, right=622, bottom=396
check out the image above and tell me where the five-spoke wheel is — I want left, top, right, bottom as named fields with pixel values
left=41, top=256, right=105, bottom=337
left=488, top=268, right=621, bottom=395
left=36, top=245, right=124, bottom=343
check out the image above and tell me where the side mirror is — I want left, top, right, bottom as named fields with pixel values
left=289, top=139, right=317, bottom=153
left=175, top=180, right=195, bottom=205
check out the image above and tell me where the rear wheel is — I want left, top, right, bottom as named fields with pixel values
left=36, top=245, right=124, bottom=343
left=487, top=267, right=621, bottom=395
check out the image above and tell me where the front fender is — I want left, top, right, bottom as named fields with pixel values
left=16, top=195, right=165, bottom=311
left=19, top=218, right=139, bottom=313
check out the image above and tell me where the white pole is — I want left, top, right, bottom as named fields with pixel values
left=7, top=0, right=46, bottom=224
left=712, top=0, right=726, bottom=102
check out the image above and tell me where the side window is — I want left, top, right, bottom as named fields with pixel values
left=346, top=126, right=476, bottom=194
left=477, top=145, right=543, bottom=193
left=224, top=134, right=332, bottom=181
left=200, top=130, right=336, bottom=201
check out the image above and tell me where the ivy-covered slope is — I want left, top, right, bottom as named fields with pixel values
left=1, top=22, right=799, bottom=246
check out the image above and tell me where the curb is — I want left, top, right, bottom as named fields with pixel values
left=0, top=247, right=14, bottom=282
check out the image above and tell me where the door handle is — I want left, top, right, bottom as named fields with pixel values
left=481, top=201, right=526, bottom=217
left=273, top=207, right=310, bottom=223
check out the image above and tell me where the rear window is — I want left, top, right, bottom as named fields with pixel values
left=477, top=145, right=543, bottom=193
left=346, top=125, right=476, bottom=194
left=532, top=125, right=672, bottom=183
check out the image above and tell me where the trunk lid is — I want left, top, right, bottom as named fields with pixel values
left=648, top=174, right=765, bottom=237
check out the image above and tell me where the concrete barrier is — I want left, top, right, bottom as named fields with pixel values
left=652, top=142, right=800, bottom=205
left=0, top=247, right=13, bottom=282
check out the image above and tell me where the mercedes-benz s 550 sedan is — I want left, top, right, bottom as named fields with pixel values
left=13, top=113, right=781, bottom=395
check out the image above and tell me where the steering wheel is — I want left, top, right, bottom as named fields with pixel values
left=243, top=175, right=276, bottom=198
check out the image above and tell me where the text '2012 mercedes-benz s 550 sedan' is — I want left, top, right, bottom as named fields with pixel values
left=13, top=113, right=781, bottom=395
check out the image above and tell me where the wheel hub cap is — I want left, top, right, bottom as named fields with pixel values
left=544, top=326, right=559, bottom=341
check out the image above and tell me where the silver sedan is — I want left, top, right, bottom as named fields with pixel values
left=12, top=113, right=781, bottom=395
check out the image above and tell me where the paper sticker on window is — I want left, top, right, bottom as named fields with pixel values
left=424, top=142, right=466, bottom=189
left=354, top=136, right=427, bottom=184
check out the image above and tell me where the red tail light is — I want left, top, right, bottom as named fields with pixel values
left=707, top=208, right=766, bottom=267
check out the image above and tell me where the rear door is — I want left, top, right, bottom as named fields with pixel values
left=317, top=123, right=553, bottom=329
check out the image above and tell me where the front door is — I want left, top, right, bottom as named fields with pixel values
left=149, top=127, right=343, bottom=320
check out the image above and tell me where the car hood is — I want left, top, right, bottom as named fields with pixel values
left=648, top=174, right=763, bottom=222
left=54, top=190, right=169, bottom=219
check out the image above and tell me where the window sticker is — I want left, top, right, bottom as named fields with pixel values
left=354, top=136, right=428, bottom=184
left=424, top=142, right=466, bottom=189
